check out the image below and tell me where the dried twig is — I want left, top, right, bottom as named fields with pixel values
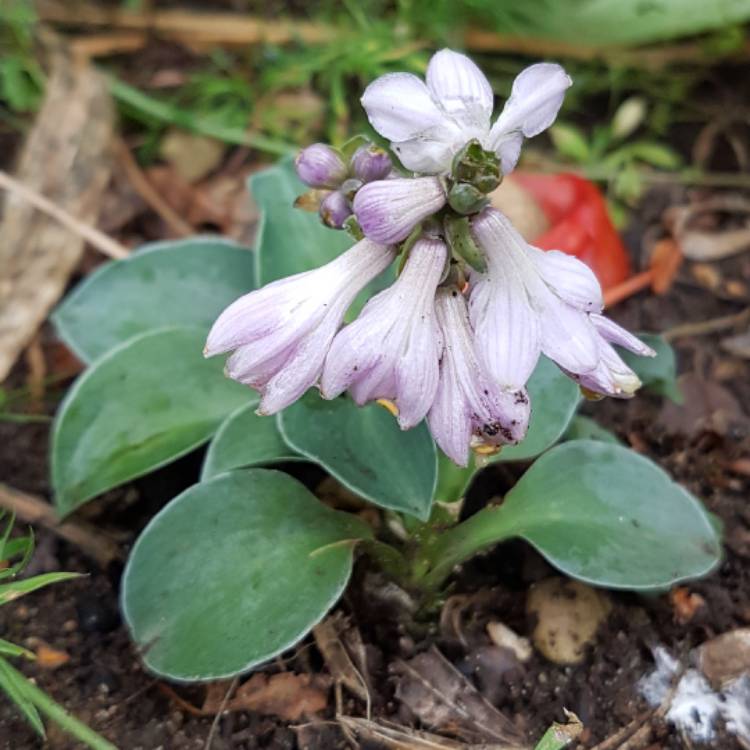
left=0, top=171, right=127, bottom=261
left=114, top=138, right=195, bottom=238
left=663, top=307, right=750, bottom=342
left=0, top=483, right=121, bottom=568
left=204, top=676, right=239, bottom=750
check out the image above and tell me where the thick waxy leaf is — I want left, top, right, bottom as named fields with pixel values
left=250, top=159, right=394, bottom=316
left=122, top=469, right=371, bottom=680
left=52, top=327, right=251, bottom=516
left=621, top=333, right=682, bottom=403
left=563, top=415, right=620, bottom=444
left=434, top=357, right=579, bottom=503
left=251, top=159, right=353, bottom=284
left=202, top=402, right=301, bottom=480
left=496, top=440, right=720, bottom=589
left=278, top=392, right=437, bottom=520
left=53, top=237, right=256, bottom=363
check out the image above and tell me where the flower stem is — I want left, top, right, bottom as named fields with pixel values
left=3, top=660, right=117, bottom=750
left=413, top=502, right=519, bottom=591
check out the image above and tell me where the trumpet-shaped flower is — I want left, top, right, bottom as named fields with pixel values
left=361, top=49, right=571, bottom=174
left=205, top=239, right=395, bottom=414
left=428, top=287, right=530, bottom=466
left=353, top=176, right=446, bottom=244
left=320, top=237, right=446, bottom=428
left=469, top=207, right=654, bottom=396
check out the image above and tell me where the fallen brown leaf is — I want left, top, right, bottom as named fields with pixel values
left=699, top=629, right=750, bottom=689
left=34, top=643, right=70, bottom=669
left=669, top=587, right=706, bottom=624
left=393, top=647, right=522, bottom=745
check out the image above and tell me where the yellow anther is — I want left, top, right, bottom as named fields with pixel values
left=376, top=398, right=399, bottom=417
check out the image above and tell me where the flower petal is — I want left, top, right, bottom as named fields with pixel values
left=572, top=340, right=642, bottom=398
left=488, top=63, right=571, bottom=168
left=426, top=49, right=493, bottom=132
left=590, top=314, right=656, bottom=356
left=360, top=72, right=458, bottom=143
left=530, top=247, right=603, bottom=312
left=321, top=237, right=445, bottom=427
left=353, top=176, right=446, bottom=244
left=538, top=295, right=600, bottom=376
left=391, top=138, right=457, bottom=174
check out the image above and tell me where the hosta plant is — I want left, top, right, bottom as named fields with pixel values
left=51, top=50, right=720, bottom=683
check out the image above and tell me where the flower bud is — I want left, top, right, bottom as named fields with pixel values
left=295, top=144, right=348, bottom=189
left=319, top=190, right=352, bottom=229
left=448, top=182, right=489, bottom=215
left=339, top=177, right=363, bottom=202
left=351, top=145, right=393, bottom=183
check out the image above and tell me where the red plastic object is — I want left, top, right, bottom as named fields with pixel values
left=512, top=172, right=631, bottom=291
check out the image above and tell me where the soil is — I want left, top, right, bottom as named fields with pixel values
left=2, top=25, right=750, bottom=750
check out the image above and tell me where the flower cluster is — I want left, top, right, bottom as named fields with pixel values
left=206, top=49, right=654, bottom=466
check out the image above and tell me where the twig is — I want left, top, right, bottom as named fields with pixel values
left=114, top=138, right=194, bottom=238
left=0, top=484, right=121, bottom=568
left=662, top=307, right=750, bottom=342
left=204, top=676, right=239, bottom=750
left=0, top=171, right=128, bottom=260
left=603, top=270, right=654, bottom=308
left=157, top=683, right=207, bottom=717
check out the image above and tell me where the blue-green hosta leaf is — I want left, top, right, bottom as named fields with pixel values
left=122, top=469, right=371, bottom=680
left=493, top=440, right=721, bottom=589
left=250, top=158, right=394, bottom=317
left=52, top=327, right=252, bottom=516
left=53, top=237, right=255, bottom=363
left=622, top=333, right=682, bottom=403
left=201, top=402, right=301, bottom=480
left=563, top=415, right=620, bottom=444
left=278, top=391, right=437, bottom=520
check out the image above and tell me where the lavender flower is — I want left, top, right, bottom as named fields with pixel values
left=320, top=237, right=446, bottom=428
left=205, top=239, right=395, bottom=414
left=295, top=144, right=348, bottom=188
left=469, top=207, right=655, bottom=397
left=319, top=190, right=353, bottom=229
left=361, top=49, right=571, bottom=175
left=351, top=145, right=393, bottom=183
left=428, top=287, right=530, bottom=466
left=353, top=176, right=446, bottom=244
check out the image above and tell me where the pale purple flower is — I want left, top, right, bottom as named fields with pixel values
left=428, top=286, right=531, bottom=466
left=319, top=190, right=352, bottom=229
left=361, top=48, right=571, bottom=175
left=205, top=239, right=395, bottom=414
left=351, top=145, right=393, bottom=183
left=353, top=176, right=446, bottom=244
left=320, top=237, right=446, bottom=428
left=295, top=143, right=348, bottom=188
left=469, top=207, right=654, bottom=397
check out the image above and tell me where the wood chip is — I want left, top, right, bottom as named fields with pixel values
left=0, top=45, right=114, bottom=380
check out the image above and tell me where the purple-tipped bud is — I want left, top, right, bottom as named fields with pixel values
left=319, top=190, right=352, bottom=229
left=295, top=144, right=348, bottom=189
left=351, top=145, right=393, bottom=183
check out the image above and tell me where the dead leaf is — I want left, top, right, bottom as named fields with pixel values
left=527, top=578, right=611, bottom=665
left=34, top=643, right=70, bottom=669
left=665, top=196, right=750, bottom=261
left=338, top=716, right=525, bottom=750
left=314, top=613, right=370, bottom=703
left=669, top=588, right=706, bottom=624
left=722, top=331, right=750, bottom=359
left=393, top=647, right=522, bottom=745
left=227, top=672, right=330, bottom=721
left=699, top=629, right=750, bottom=689
left=649, top=238, right=683, bottom=295
left=0, top=44, right=114, bottom=380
